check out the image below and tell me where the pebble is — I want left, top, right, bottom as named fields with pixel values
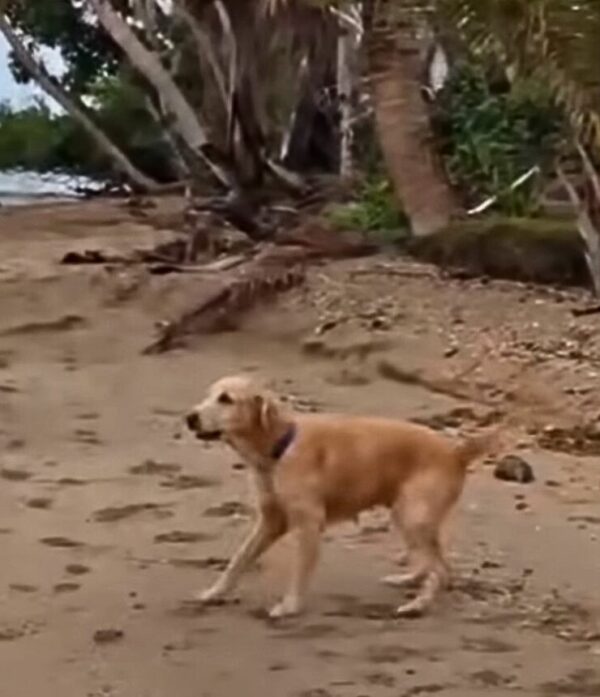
left=494, top=455, right=535, bottom=484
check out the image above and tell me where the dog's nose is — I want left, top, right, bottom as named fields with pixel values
left=186, top=411, right=199, bottom=431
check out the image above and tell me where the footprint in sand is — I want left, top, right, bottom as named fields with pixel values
left=171, top=600, right=210, bottom=618
left=364, top=672, right=397, bottom=688
left=0, top=350, right=13, bottom=368
left=76, top=412, right=99, bottom=421
left=54, top=582, right=81, bottom=594
left=26, top=497, right=53, bottom=510
left=128, top=459, right=181, bottom=476
left=154, top=531, right=213, bottom=544
left=92, top=503, right=172, bottom=523
left=93, top=628, right=124, bottom=645
left=40, top=536, right=84, bottom=548
left=204, top=501, right=252, bottom=517
left=56, top=477, right=88, bottom=486
left=0, top=627, right=26, bottom=642
left=73, top=428, right=102, bottom=445
left=168, top=557, right=227, bottom=571
left=6, top=438, right=26, bottom=451
left=1, top=468, right=33, bottom=482
left=9, top=583, right=38, bottom=594
left=0, top=620, right=42, bottom=641
left=160, top=474, right=217, bottom=490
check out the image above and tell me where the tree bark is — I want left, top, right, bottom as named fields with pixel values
left=173, top=1, right=228, bottom=112
left=0, top=12, right=159, bottom=192
left=337, top=3, right=357, bottom=179
left=365, top=1, right=459, bottom=236
left=282, top=12, right=339, bottom=173
left=87, top=0, right=232, bottom=188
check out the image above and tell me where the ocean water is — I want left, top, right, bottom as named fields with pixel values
left=0, top=169, right=102, bottom=206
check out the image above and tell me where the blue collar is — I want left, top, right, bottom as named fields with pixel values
left=271, top=424, right=296, bottom=460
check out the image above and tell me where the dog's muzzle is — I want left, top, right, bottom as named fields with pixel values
left=185, top=411, right=222, bottom=441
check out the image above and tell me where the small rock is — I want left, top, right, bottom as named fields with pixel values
left=494, top=455, right=535, bottom=484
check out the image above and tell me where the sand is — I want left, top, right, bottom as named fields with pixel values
left=1, top=199, right=599, bottom=697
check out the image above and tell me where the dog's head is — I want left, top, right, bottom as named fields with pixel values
left=185, top=375, right=284, bottom=444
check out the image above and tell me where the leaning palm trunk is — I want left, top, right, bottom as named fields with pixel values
left=88, top=0, right=232, bottom=188
left=0, top=12, right=159, bottom=192
left=365, top=0, right=459, bottom=236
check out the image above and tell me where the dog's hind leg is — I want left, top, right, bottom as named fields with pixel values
left=386, top=494, right=450, bottom=616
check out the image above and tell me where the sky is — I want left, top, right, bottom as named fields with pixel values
left=0, top=34, right=64, bottom=110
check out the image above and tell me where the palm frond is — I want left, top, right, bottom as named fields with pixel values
left=438, top=0, right=600, bottom=154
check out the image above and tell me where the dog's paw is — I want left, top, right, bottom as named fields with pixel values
left=195, top=585, right=227, bottom=604
left=395, top=599, right=426, bottom=618
left=380, top=572, right=422, bottom=588
left=268, top=596, right=302, bottom=619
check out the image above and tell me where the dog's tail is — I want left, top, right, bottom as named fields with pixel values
left=455, top=428, right=500, bottom=469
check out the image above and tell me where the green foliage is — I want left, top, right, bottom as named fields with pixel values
left=0, top=73, right=176, bottom=181
left=4, top=0, right=119, bottom=92
left=89, top=73, right=176, bottom=180
left=433, top=62, right=565, bottom=215
left=327, top=175, right=408, bottom=241
left=0, top=100, right=72, bottom=171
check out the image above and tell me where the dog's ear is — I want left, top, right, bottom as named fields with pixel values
left=255, top=394, right=278, bottom=432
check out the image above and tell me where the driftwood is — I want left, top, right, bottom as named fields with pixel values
left=142, top=246, right=308, bottom=354
left=142, top=218, right=376, bottom=355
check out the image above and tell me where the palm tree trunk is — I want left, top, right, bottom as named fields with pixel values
left=0, top=12, right=159, bottom=192
left=88, top=0, right=232, bottom=188
left=365, top=0, right=459, bottom=236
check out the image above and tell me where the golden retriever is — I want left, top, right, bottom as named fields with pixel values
left=185, top=375, right=493, bottom=618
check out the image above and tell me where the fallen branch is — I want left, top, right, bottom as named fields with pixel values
left=142, top=246, right=308, bottom=354
left=571, top=304, right=600, bottom=317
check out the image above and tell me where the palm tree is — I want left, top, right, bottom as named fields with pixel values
left=262, top=0, right=461, bottom=236
left=268, top=0, right=600, bottom=290
left=438, top=0, right=600, bottom=292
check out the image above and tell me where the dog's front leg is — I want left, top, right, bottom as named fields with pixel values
left=269, top=515, right=322, bottom=619
left=197, top=514, right=282, bottom=603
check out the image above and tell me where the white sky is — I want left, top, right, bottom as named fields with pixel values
left=0, top=35, right=65, bottom=110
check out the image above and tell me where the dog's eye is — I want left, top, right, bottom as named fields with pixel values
left=217, top=392, right=233, bottom=405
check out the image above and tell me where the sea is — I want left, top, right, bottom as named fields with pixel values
left=0, top=169, right=103, bottom=207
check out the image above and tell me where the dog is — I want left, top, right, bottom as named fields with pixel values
left=185, top=374, right=494, bottom=618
